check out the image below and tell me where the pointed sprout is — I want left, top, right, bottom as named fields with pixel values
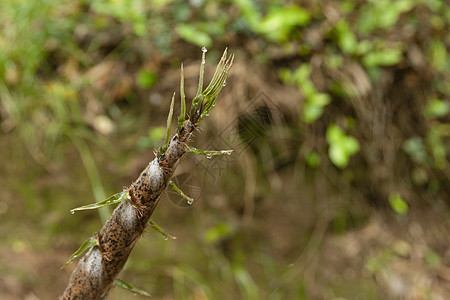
left=178, top=63, right=186, bottom=131
left=158, top=92, right=175, bottom=157
left=190, top=49, right=206, bottom=118
left=114, top=279, right=151, bottom=297
left=62, top=237, right=97, bottom=268
left=197, top=47, right=207, bottom=95
left=70, top=191, right=129, bottom=213
left=148, top=220, right=177, bottom=240
left=168, top=180, right=194, bottom=205
left=165, top=92, right=176, bottom=145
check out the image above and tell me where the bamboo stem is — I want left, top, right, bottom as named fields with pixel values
left=60, top=49, right=233, bottom=299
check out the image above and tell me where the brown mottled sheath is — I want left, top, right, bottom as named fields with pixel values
left=60, top=122, right=194, bottom=299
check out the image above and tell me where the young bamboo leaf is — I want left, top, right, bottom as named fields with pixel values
left=114, top=279, right=151, bottom=297
left=198, top=55, right=233, bottom=121
left=189, top=48, right=234, bottom=122
left=178, top=63, right=186, bottom=131
left=185, top=146, right=233, bottom=158
left=159, top=92, right=175, bottom=157
left=168, top=180, right=194, bottom=205
left=62, top=237, right=97, bottom=268
left=70, top=191, right=129, bottom=213
left=197, top=46, right=207, bottom=95
left=190, top=47, right=207, bottom=118
left=202, top=48, right=230, bottom=96
left=148, top=220, right=177, bottom=240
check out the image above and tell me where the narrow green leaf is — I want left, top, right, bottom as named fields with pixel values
left=185, top=146, right=233, bottom=157
left=70, top=191, right=129, bottom=213
left=168, top=180, right=194, bottom=205
left=232, top=264, right=260, bottom=299
left=148, top=220, right=177, bottom=240
left=197, top=47, right=207, bottom=96
left=202, top=48, right=228, bottom=96
left=178, top=63, right=186, bottom=131
left=158, top=92, right=175, bottom=157
left=114, top=279, right=151, bottom=297
left=62, top=237, right=97, bottom=268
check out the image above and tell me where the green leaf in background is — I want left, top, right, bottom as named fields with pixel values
left=357, top=0, right=414, bottom=35
left=388, top=193, right=408, bottom=215
left=363, top=49, right=403, bottom=67
left=175, top=24, right=212, bottom=48
left=62, top=237, right=97, bottom=268
left=137, top=70, right=158, bottom=89
left=302, top=93, right=331, bottom=123
left=258, top=5, right=311, bottom=42
left=293, top=63, right=312, bottom=85
left=424, top=249, right=441, bottom=268
left=326, top=124, right=360, bottom=168
left=424, top=98, right=450, bottom=119
left=402, top=136, right=428, bottom=164
left=427, top=128, right=447, bottom=169
left=204, top=223, right=233, bottom=244
left=302, top=101, right=323, bottom=123
left=305, top=151, right=320, bottom=168
left=232, top=264, right=260, bottom=299
left=428, top=38, right=448, bottom=73
left=172, top=265, right=214, bottom=299
left=335, top=20, right=358, bottom=54
left=138, top=127, right=166, bottom=150
left=232, top=0, right=261, bottom=32
left=114, top=278, right=151, bottom=297
left=281, top=64, right=331, bottom=123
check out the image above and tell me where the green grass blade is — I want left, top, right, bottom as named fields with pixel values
left=168, top=180, right=194, bottom=205
left=70, top=135, right=110, bottom=223
left=178, top=63, right=186, bottom=131
left=70, top=191, right=129, bottom=213
left=62, top=237, right=97, bottom=268
left=114, top=279, right=151, bottom=297
left=148, top=220, right=177, bottom=240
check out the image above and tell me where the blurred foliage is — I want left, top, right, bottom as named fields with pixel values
left=388, top=193, right=409, bottom=216
left=1, top=0, right=450, bottom=299
left=326, top=124, right=360, bottom=169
